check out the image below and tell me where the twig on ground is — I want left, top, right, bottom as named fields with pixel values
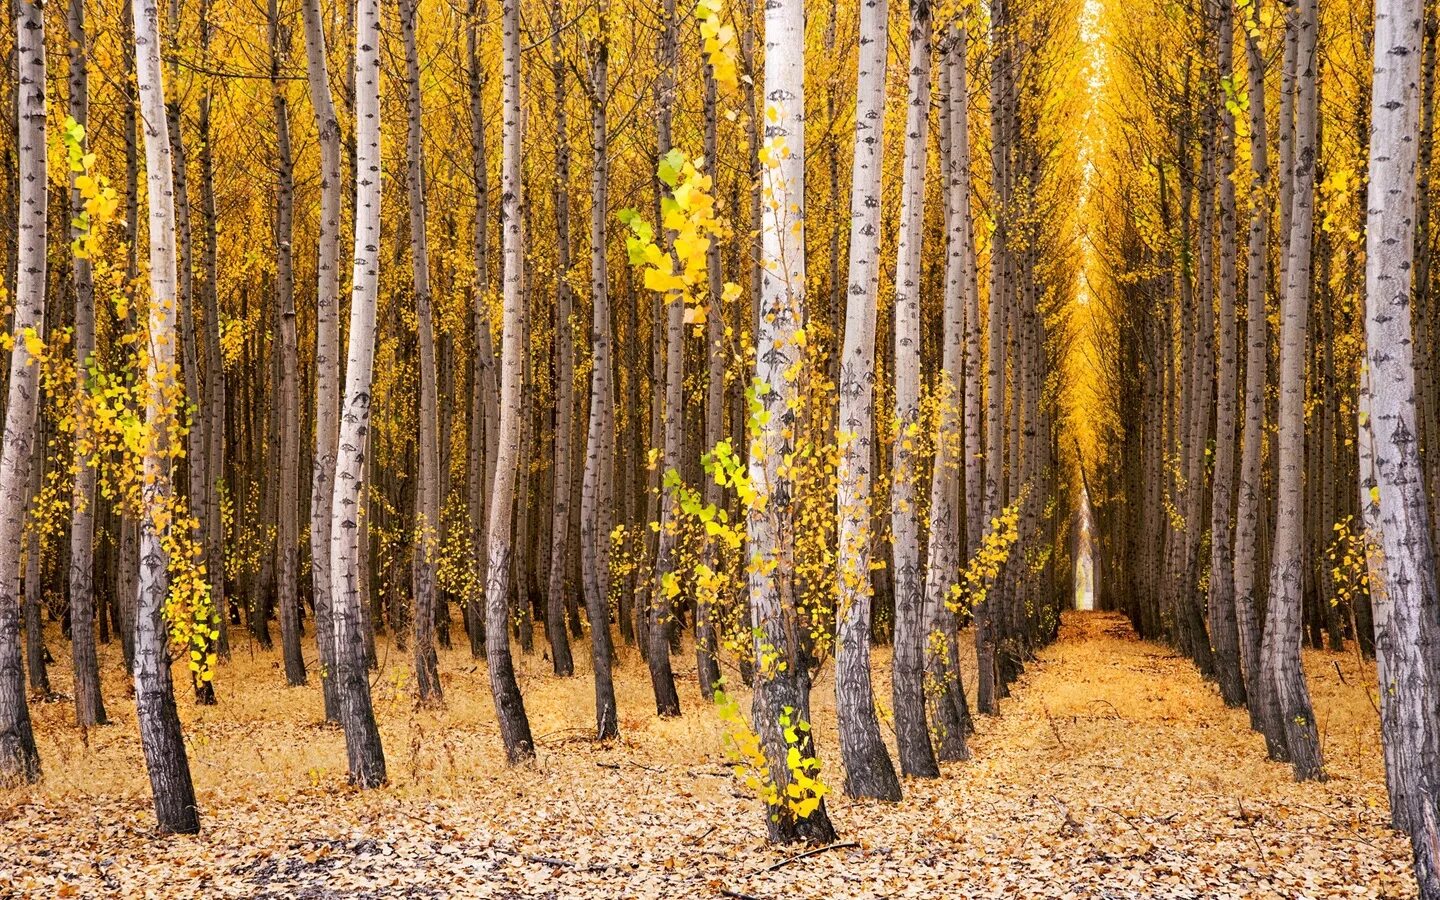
left=1331, top=660, right=1348, bottom=685
left=720, top=889, right=762, bottom=900
left=756, top=841, right=860, bottom=874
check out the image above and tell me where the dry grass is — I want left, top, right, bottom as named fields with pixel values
left=0, top=611, right=1414, bottom=898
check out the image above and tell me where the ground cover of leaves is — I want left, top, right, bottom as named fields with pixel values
left=0, top=611, right=1413, bottom=898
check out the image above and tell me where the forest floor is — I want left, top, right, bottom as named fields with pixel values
left=0, top=610, right=1414, bottom=899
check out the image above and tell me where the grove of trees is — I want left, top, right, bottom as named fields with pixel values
left=0, top=0, right=1437, bottom=894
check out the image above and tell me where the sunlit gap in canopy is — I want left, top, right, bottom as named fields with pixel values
left=1068, top=0, right=1107, bottom=611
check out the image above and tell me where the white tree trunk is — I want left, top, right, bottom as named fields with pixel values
left=1360, top=0, right=1440, bottom=888
left=132, top=0, right=200, bottom=830
left=0, top=0, right=46, bottom=784
left=484, top=0, right=536, bottom=763
left=747, top=0, right=837, bottom=842
left=329, top=0, right=387, bottom=787
left=834, top=0, right=901, bottom=802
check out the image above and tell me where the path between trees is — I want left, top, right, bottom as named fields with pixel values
left=1, top=612, right=1411, bottom=898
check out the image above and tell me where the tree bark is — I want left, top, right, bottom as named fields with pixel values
left=834, top=0, right=902, bottom=802
left=580, top=13, right=619, bottom=739
left=301, top=0, right=343, bottom=721
left=329, top=0, right=388, bottom=788
left=398, top=0, right=442, bottom=703
left=1360, top=0, right=1440, bottom=889
left=271, top=0, right=306, bottom=688
left=1207, top=0, right=1246, bottom=708
left=66, top=0, right=106, bottom=728
left=1260, top=0, right=1323, bottom=781
left=0, top=0, right=45, bottom=782
left=485, top=0, right=537, bottom=763
left=545, top=0, right=576, bottom=678
left=890, top=0, right=940, bottom=780
left=749, top=0, right=838, bottom=844
left=133, top=0, right=200, bottom=830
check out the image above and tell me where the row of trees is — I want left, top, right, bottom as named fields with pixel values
left=0, top=0, right=1087, bottom=842
left=1089, top=0, right=1440, bottom=891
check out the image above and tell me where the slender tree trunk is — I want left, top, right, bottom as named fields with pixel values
left=65, top=0, right=106, bottom=728
left=978, top=0, right=1011, bottom=716
left=1360, top=0, right=1440, bottom=890
left=0, top=0, right=46, bottom=782
left=485, top=0, right=537, bottom=763
left=398, top=0, right=442, bottom=703
left=301, top=0, right=343, bottom=721
left=834, top=0, right=902, bottom=802
left=197, top=0, right=227, bottom=662
left=467, top=0, right=499, bottom=661
left=695, top=25, right=723, bottom=702
left=921, top=26, right=971, bottom=763
left=545, top=0, right=576, bottom=678
left=646, top=0, right=683, bottom=717
left=890, top=0, right=940, bottom=780
left=1260, top=0, right=1323, bottom=781
left=1234, top=0, right=1271, bottom=736
left=329, top=0, right=387, bottom=788
left=271, top=0, right=306, bottom=688
left=581, top=15, right=619, bottom=739
left=1208, top=0, right=1245, bottom=707
left=748, top=0, right=839, bottom=844
left=132, top=0, right=200, bottom=830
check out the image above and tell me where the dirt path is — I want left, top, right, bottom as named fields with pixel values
left=1, top=612, right=1413, bottom=898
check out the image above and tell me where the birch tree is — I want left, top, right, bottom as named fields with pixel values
left=398, top=0, right=442, bottom=702
left=132, top=0, right=200, bottom=830
left=921, top=26, right=974, bottom=762
left=835, top=0, right=902, bottom=802
left=484, top=0, right=537, bottom=763
left=1233, top=0, right=1270, bottom=736
left=330, top=0, right=387, bottom=787
left=1359, top=0, right=1440, bottom=888
left=580, top=7, right=618, bottom=740
left=0, top=0, right=46, bottom=784
left=301, top=0, right=343, bottom=721
left=1259, top=0, right=1323, bottom=781
left=545, top=0, right=577, bottom=678
left=67, top=0, right=106, bottom=728
left=890, top=0, right=940, bottom=780
left=1207, top=0, right=1245, bottom=707
left=271, top=0, right=305, bottom=687
left=748, top=0, right=837, bottom=841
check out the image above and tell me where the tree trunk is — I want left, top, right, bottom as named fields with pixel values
left=921, top=27, right=972, bottom=763
left=748, top=0, right=838, bottom=843
left=1234, top=0, right=1271, bottom=737
left=834, top=0, right=902, bottom=802
left=133, top=0, right=200, bottom=830
left=0, top=0, right=45, bottom=773
left=545, top=0, right=576, bottom=678
left=1360, top=0, right=1440, bottom=889
left=301, top=0, right=343, bottom=721
left=647, top=0, right=683, bottom=718
left=1207, top=0, right=1245, bottom=708
left=271, top=0, right=306, bottom=688
left=890, top=0, right=940, bottom=780
left=329, top=0, right=388, bottom=788
left=398, top=0, right=442, bottom=704
left=485, top=0, right=537, bottom=764
left=581, top=14, right=619, bottom=739
left=467, top=0, right=499, bottom=662
left=1260, top=0, right=1323, bottom=781
left=66, top=0, right=106, bottom=728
